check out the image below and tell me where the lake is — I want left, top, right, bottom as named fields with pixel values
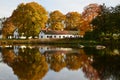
left=0, top=45, right=120, bottom=80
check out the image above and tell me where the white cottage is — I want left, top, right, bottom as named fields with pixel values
left=13, top=28, right=27, bottom=39
left=39, top=30, right=83, bottom=39
left=13, top=28, right=19, bottom=39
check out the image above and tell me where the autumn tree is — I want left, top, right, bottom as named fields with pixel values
left=10, top=2, right=48, bottom=38
left=65, top=12, right=82, bottom=30
left=47, top=10, right=65, bottom=30
left=2, top=18, right=15, bottom=39
left=82, top=3, right=101, bottom=22
left=80, top=3, right=101, bottom=33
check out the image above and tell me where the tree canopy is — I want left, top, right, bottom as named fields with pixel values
left=9, top=2, right=48, bottom=37
left=80, top=3, right=101, bottom=34
left=2, top=2, right=120, bottom=40
left=2, top=18, right=15, bottom=38
left=47, top=10, right=65, bottom=30
left=65, top=12, right=82, bottom=30
left=90, top=4, right=120, bottom=40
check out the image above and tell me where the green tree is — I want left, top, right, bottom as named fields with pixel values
left=48, top=10, right=65, bottom=30
left=90, top=4, right=108, bottom=39
left=65, top=12, right=82, bottom=30
left=111, top=5, right=120, bottom=33
left=91, top=4, right=120, bottom=40
left=10, top=2, right=48, bottom=38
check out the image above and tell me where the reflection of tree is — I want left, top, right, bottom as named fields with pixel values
left=65, top=53, right=82, bottom=70
left=79, top=49, right=100, bottom=80
left=3, top=47, right=48, bottom=80
left=2, top=48, right=16, bottom=64
left=84, top=46, right=120, bottom=80
left=48, top=52, right=66, bottom=72
left=82, top=62, right=100, bottom=80
left=105, top=45, right=120, bottom=56
left=92, top=55, right=120, bottom=80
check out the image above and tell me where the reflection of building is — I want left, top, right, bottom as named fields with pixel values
left=13, top=46, right=19, bottom=55
left=39, top=46, right=73, bottom=54
left=0, top=30, right=2, bottom=39
left=0, top=47, right=2, bottom=61
left=39, top=30, right=83, bottom=39
left=13, top=45, right=27, bottom=55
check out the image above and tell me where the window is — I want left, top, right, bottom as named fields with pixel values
left=41, top=36, right=43, bottom=38
left=50, top=36, right=52, bottom=38
left=59, top=36, right=61, bottom=38
left=47, top=36, right=49, bottom=38
left=54, top=36, right=56, bottom=38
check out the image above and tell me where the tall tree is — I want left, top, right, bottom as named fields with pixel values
left=2, top=18, right=15, bottom=38
left=80, top=3, right=101, bottom=33
left=47, top=10, right=65, bottom=30
left=82, top=3, right=101, bottom=22
left=10, top=2, right=48, bottom=38
left=91, top=4, right=120, bottom=40
left=65, top=12, right=82, bottom=30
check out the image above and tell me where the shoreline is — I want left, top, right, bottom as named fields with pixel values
left=0, top=39, right=119, bottom=47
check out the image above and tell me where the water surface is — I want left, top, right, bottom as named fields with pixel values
left=0, top=45, right=120, bottom=80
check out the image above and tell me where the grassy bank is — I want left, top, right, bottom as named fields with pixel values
left=0, top=38, right=119, bottom=47
left=0, top=38, right=100, bottom=46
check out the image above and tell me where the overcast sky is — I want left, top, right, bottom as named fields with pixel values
left=0, top=0, right=120, bottom=18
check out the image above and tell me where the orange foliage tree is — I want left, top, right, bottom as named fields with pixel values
left=80, top=3, right=101, bottom=34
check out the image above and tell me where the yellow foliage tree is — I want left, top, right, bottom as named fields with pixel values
left=2, top=18, right=15, bottom=39
left=10, top=2, right=48, bottom=38
left=65, top=12, right=82, bottom=30
left=48, top=10, right=65, bottom=30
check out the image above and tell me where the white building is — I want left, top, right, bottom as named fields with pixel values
left=39, top=30, right=83, bottom=39
left=13, top=29, right=83, bottom=39
left=13, top=28, right=27, bottom=39
left=13, top=28, right=19, bottom=39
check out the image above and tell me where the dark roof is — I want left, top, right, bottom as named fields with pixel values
left=41, top=30, right=79, bottom=35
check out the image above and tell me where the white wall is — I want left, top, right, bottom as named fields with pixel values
left=39, top=31, right=83, bottom=39
left=13, top=29, right=19, bottom=39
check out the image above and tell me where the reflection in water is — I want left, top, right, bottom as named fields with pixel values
left=92, top=55, right=120, bottom=80
left=2, top=47, right=48, bottom=80
left=0, top=45, right=120, bottom=80
left=84, top=46, right=120, bottom=80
